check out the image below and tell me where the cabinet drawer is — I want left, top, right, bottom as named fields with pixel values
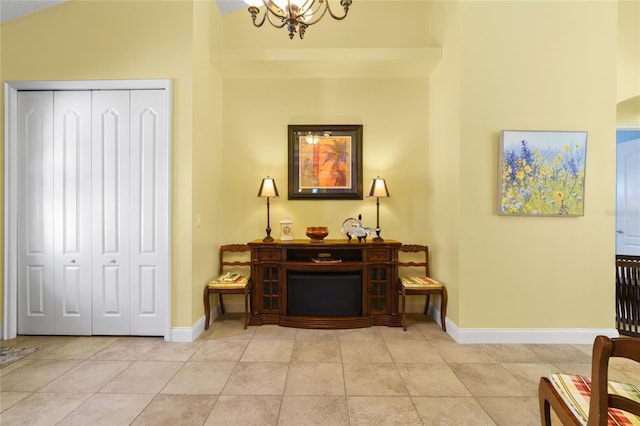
left=259, top=250, right=281, bottom=261
left=369, top=249, right=390, bottom=262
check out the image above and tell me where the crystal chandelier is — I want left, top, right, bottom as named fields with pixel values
left=243, top=0, right=352, bottom=40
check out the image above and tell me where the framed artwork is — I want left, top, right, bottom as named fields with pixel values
left=288, top=124, right=363, bottom=200
left=498, top=130, right=588, bottom=216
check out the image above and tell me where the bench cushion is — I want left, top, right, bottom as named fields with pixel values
left=549, top=373, right=640, bottom=425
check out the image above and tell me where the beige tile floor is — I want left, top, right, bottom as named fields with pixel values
left=0, top=313, right=606, bottom=425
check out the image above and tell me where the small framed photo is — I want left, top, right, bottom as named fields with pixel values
left=498, top=130, right=588, bottom=216
left=288, top=124, right=363, bottom=200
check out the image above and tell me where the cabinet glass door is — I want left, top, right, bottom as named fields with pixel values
left=262, top=266, right=280, bottom=312
left=369, top=266, right=387, bottom=312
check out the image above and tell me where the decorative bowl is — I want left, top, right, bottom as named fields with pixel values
left=306, top=226, right=329, bottom=243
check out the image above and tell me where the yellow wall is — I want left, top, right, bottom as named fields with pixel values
left=616, top=0, right=639, bottom=127
left=217, top=0, right=620, bottom=331
left=617, top=0, right=640, bottom=104
left=427, top=1, right=462, bottom=324
left=1, top=0, right=635, bottom=334
left=0, top=0, right=201, bottom=328
left=191, top=0, right=224, bottom=325
left=617, top=96, right=640, bottom=125
left=220, top=77, right=429, bottom=244
left=455, top=1, right=617, bottom=328
left=222, top=0, right=440, bottom=49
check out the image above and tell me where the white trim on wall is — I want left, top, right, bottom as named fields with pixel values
left=453, top=326, right=619, bottom=344
left=421, top=303, right=617, bottom=344
left=171, top=320, right=206, bottom=343
left=3, top=79, right=173, bottom=341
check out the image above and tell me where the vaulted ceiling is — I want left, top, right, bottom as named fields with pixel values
left=1, top=1, right=65, bottom=23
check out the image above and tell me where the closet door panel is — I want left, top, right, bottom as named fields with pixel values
left=17, top=91, right=55, bottom=334
left=26, top=266, right=46, bottom=315
left=53, top=91, right=92, bottom=334
left=129, top=89, right=167, bottom=335
left=92, top=91, right=131, bottom=335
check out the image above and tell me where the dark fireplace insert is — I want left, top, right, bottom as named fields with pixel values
left=287, top=270, right=362, bottom=316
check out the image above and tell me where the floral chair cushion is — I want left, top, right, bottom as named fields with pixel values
left=549, top=373, right=640, bottom=425
left=399, top=276, right=442, bottom=289
left=208, top=275, right=249, bottom=289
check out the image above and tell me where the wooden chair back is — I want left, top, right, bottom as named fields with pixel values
left=219, top=244, right=252, bottom=276
left=397, top=244, right=430, bottom=277
left=587, top=335, right=640, bottom=424
left=539, top=335, right=640, bottom=426
left=616, top=255, right=640, bottom=337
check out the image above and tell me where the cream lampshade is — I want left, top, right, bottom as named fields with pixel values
left=367, top=176, right=390, bottom=241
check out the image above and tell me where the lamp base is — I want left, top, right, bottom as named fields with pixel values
left=373, top=229, right=384, bottom=242
left=263, top=227, right=274, bottom=242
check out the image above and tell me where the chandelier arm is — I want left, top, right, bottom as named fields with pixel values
left=248, top=6, right=268, bottom=28
left=297, top=4, right=329, bottom=26
left=309, top=0, right=327, bottom=16
left=265, top=10, right=288, bottom=29
left=326, top=0, right=351, bottom=20
left=325, top=7, right=349, bottom=20
left=297, top=0, right=316, bottom=14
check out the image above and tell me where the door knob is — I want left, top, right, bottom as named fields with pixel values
left=70, top=259, right=76, bottom=263
left=617, top=229, right=624, bottom=234
left=109, top=259, right=117, bottom=264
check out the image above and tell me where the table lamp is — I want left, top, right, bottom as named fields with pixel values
left=258, top=176, right=279, bottom=242
left=367, top=176, right=389, bottom=241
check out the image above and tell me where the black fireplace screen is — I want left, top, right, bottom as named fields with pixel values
left=287, top=270, right=362, bottom=316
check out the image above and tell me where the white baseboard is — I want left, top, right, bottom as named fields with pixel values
left=172, top=300, right=619, bottom=344
left=425, top=303, right=618, bottom=344
left=170, top=322, right=203, bottom=343
left=452, top=326, right=619, bottom=344
left=407, top=301, right=619, bottom=344
left=171, top=304, right=223, bottom=342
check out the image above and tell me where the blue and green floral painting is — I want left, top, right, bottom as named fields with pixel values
left=499, top=130, right=587, bottom=216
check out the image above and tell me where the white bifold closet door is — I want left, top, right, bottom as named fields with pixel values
left=17, top=89, right=167, bottom=336
left=17, top=91, right=93, bottom=335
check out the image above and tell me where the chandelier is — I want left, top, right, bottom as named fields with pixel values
left=243, top=0, right=352, bottom=40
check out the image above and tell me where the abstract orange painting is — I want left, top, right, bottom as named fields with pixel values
left=288, top=125, right=362, bottom=200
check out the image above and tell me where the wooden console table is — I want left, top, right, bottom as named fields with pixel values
left=248, top=239, right=402, bottom=329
